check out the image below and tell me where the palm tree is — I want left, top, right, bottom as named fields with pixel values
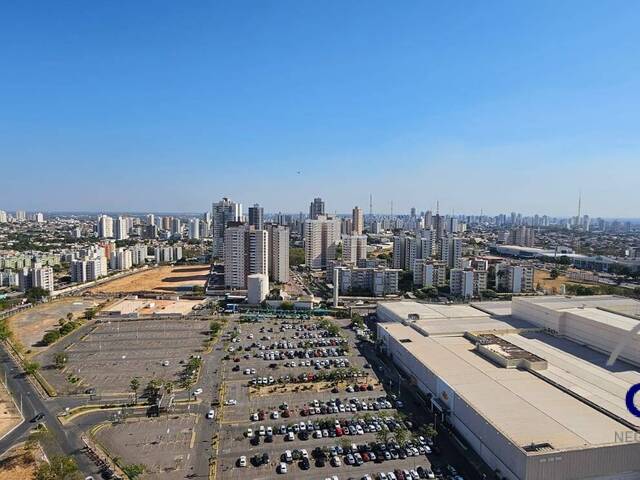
left=129, top=377, right=140, bottom=404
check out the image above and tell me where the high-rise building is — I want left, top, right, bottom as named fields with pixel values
left=309, top=197, right=325, bottom=220
left=224, top=224, right=268, bottom=288
left=303, top=215, right=341, bottom=269
left=212, top=197, right=242, bottom=257
left=509, top=226, right=535, bottom=247
left=341, top=218, right=353, bottom=235
left=98, top=215, right=114, bottom=239
left=352, top=206, right=364, bottom=235
left=189, top=218, right=200, bottom=240
left=495, top=263, right=534, bottom=293
left=342, top=235, right=367, bottom=264
left=19, top=262, right=54, bottom=292
left=110, top=248, right=132, bottom=271
left=146, top=213, right=155, bottom=225
left=248, top=204, right=264, bottom=231
left=417, top=229, right=434, bottom=259
left=450, top=267, right=487, bottom=298
left=34, top=212, right=44, bottom=223
left=130, top=245, right=147, bottom=265
left=15, top=210, right=26, bottom=222
left=268, top=224, right=289, bottom=283
left=413, top=259, right=447, bottom=287
left=0, top=210, right=7, bottom=223
left=171, top=218, right=182, bottom=237
left=162, top=216, right=172, bottom=231
left=392, top=234, right=417, bottom=271
left=115, top=216, right=128, bottom=240
left=440, top=236, right=463, bottom=268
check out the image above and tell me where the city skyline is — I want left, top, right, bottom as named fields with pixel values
left=1, top=1, right=639, bottom=216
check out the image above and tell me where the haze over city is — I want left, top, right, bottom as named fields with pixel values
left=2, top=1, right=640, bottom=216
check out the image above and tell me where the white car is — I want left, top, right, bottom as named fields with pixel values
left=238, top=456, right=247, bottom=467
left=246, top=428, right=254, bottom=438
left=225, top=399, right=237, bottom=405
left=193, top=388, right=203, bottom=395
left=206, top=410, right=215, bottom=419
left=161, top=360, right=170, bottom=366
left=279, top=462, right=288, bottom=474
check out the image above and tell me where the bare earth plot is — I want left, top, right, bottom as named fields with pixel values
left=0, top=381, right=22, bottom=440
left=89, top=265, right=210, bottom=294
left=0, top=444, right=41, bottom=480
left=94, top=415, right=198, bottom=479
left=7, top=297, right=99, bottom=354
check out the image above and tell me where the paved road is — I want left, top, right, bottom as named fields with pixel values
left=0, top=343, right=102, bottom=476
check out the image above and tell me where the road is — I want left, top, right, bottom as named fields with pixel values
left=0, top=343, right=102, bottom=476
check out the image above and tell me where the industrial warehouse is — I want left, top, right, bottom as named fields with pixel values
left=377, top=297, right=640, bottom=480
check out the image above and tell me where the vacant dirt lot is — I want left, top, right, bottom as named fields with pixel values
left=0, top=444, right=41, bottom=480
left=89, top=265, right=210, bottom=294
left=534, top=268, right=570, bottom=293
left=7, top=297, right=99, bottom=354
left=0, top=381, right=21, bottom=439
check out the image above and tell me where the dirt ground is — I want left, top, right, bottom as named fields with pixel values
left=7, top=297, right=99, bottom=354
left=534, top=269, right=569, bottom=293
left=0, top=381, right=21, bottom=439
left=89, top=265, right=210, bottom=294
left=0, top=444, right=41, bottom=480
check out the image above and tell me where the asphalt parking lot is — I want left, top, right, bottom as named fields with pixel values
left=41, top=317, right=210, bottom=395
left=216, top=315, right=447, bottom=480
left=94, top=414, right=199, bottom=479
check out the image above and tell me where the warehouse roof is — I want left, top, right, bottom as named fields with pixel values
left=380, top=322, right=638, bottom=451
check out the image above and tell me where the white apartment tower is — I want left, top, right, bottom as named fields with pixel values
left=268, top=224, right=290, bottom=283
left=342, top=235, right=367, bottom=264
left=392, top=234, right=417, bottom=271
left=303, top=215, right=341, bottom=269
left=115, top=216, right=128, bottom=240
left=224, top=225, right=268, bottom=288
left=440, top=236, right=463, bottom=268
left=98, top=215, right=114, bottom=239
left=189, top=218, right=200, bottom=240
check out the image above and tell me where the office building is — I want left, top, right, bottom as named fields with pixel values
left=352, top=206, right=364, bottom=234
left=248, top=204, right=264, bottom=230
left=224, top=224, right=268, bottom=288
left=212, top=197, right=242, bottom=257
left=303, top=215, right=341, bottom=269
left=309, top=197, right=325, bottom=220
left=342, top=235, right=367, bottom=264
left=268, top=223, right=289, bottom=283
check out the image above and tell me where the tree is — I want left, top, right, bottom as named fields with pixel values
left=129, top=377, right=140, bottom=403
left=24, top=361, right=40, bottom=376
left=393, top=426, right=410, bottom=447
left=42, top=331, right=61, bottom=345
left=84, top=307, right=97, bottom=320
left=289, top=247, right=305, bottom=267
left=26, top=287, right=50, bottom=304
left=549, top=268, right=560, bottom=280
left=121, top=463, right=146, bottom=479
left=0, top=320, right=12, bottom=341
left=34, top=454, right=81, bottom=480
left=376, top=428, right=391, bottom=445
left=54, top=352, right=67, bottom=370
left=421, top=423, right=437, bottom=440
left=66, top=312, right=73, bottom=322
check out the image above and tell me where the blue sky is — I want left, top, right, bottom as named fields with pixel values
left=1, top=1, right=639, bottom=217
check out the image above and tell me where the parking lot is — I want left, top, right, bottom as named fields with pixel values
left=41, top=317, right=211, bottom=395
left=94, top=414, right=199, bottom=478
left=216, top=315, right=446, bottom=480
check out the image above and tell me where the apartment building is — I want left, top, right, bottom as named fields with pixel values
left=304, top=215, right=341, bottom=269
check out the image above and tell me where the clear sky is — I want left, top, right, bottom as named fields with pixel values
left=1, top=1, right=639, bottom=217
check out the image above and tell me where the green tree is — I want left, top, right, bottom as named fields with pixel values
left=289, top=247, right=305, bottom=267
left=34, top=455, right=81, bottom=480
left=376, top=428, right=391, bottom=445
left=121, top=463, right=146, bottom=478
left=0, top=320, right=12, bottom=341
left=421, top=423, right=437, bottom=440
left=42, top=331, right=61, bottom=345
left=66, top=312, right=73, bottom=322
left=24, top=361, right=40, bottom=376
left=549, top=268, right=560, bottom=280
left=54, top=352, right=67, bottom=370
left=26, top=287, right=50, bottom=303
left=129, top=377, right=140, bottom=403
left=393, top=426, right=410, bottom=446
